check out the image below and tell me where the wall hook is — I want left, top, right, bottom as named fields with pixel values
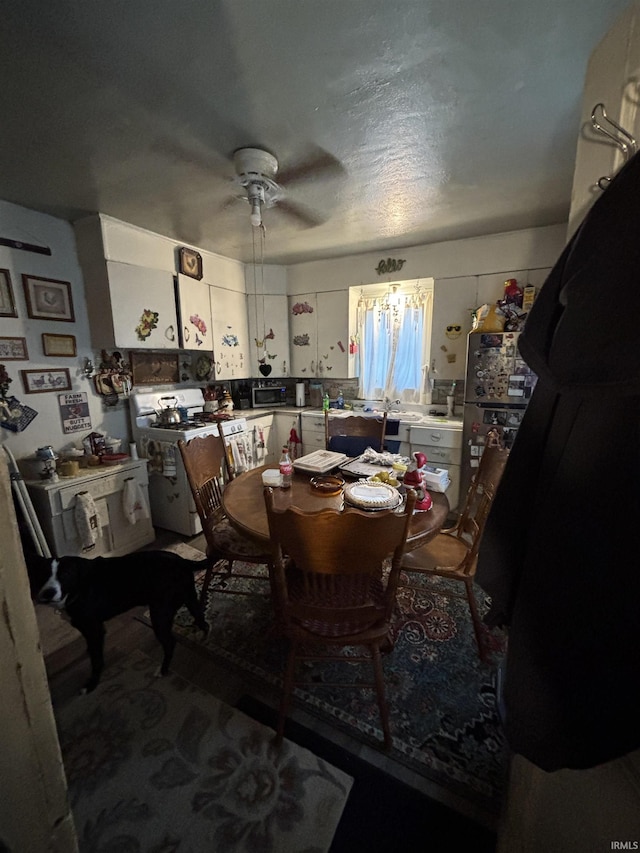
left=590, top=102, right=637, bottom=190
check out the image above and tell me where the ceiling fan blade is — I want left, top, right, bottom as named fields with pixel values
left=276, top=146, right=345, bottom=186
left=274, top=198, right=326, bottom=228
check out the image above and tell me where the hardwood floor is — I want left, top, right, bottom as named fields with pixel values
left=42, top=527, right=499, bottom=833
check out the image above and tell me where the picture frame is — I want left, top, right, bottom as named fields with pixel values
left=21, top=367, right=72, bottom=394
left=178, top=246, right=203, bottom=280
left=42, top=332, right=77, bottom=357
left=0, top=336, right=29, bottom=360
left=22, top=274, right=75, bottom=322
left=0, top=269, right=18, bottom=317
left=130, top=350, right=180, bottom=386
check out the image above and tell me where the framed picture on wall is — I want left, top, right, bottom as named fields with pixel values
left=130, top=350, right=180, bottom=385
left=0, top=269, right=18, bottom=317
left=21, top=368, right=72, bottom=394
left=0, top=336, right=29, bottom=360
left=178, top=246, right=203, bottom=280
left=22, top=274, right=75, bottom=322
left=42, top=332, right=77, bottom=357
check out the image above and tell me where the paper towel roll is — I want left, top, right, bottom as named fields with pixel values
left=296, top=382, right=305, bottom=407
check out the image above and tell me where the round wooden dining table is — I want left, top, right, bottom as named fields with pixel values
left=222, top=464, right=449, bottom=552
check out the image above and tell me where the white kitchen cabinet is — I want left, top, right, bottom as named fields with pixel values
left=409, top=423, right=463, bottom=512
left=209, top=285, right=250, bottom=380
left=273, top=411, right=302, bottom=460
left=247, top=293, right=290, bottom=377
left=26, top=460, right=155, bottom=558
left=289, top=291, right=351, bottom=379
left=300, top=410, right=327, bottom=455
left=244, top=411, right=274, bottom=465
left=176, top=274, right=215, bottom=351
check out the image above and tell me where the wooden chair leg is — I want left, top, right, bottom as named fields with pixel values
left=277, top=642, right=298, bottom=744
left=371, top=643, right=392, bottom=751
left=465, top=577, right=489, bottom=663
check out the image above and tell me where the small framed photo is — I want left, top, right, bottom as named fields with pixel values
left=22, top=274, right=75, bottom=322
left=130, top=350, right=180, bottom=385
left=0, top=269, right=18, bottom=317
left=21, top=367, right=72, bottom=394
left=178, top=246, right=203, bottom=280
left=0, top=336, right=29, bottom=360
left=42, top=332, right=77, bottom=357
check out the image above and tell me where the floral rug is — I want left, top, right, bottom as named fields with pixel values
left=53, top=649, right=352, bottom=853
left=164, top=555, right=509, bottom=817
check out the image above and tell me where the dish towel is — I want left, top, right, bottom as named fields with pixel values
left=74, top=492, right=100, bottom=551
left=161, top=442, right=177, bottom=478
left=122, top=478, right=150, bottom=525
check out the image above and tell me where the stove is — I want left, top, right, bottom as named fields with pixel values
left=129, top=387, right=252, bottom=536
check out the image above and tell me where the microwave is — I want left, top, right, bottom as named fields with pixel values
left=251, top=385, right=287, bottom=408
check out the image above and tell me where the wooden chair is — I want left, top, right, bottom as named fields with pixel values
left=178, top=432, right=271, bottom=605
left=264, top=486, right=417, bottom=750
left=399, top=441, right=510, bottom=661
left=324, top=411, right=388, bottom=454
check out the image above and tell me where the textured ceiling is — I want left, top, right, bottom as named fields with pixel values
left=0, top=1, right=629, bottom=265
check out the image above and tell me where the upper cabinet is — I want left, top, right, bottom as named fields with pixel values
left=246, top=263, right=290, bottom=377
left=106, top=262, right=178, bottom=349
left=289, top=290, right=352, bottom=379
left=209, top=285, right=250, bottom=380
left=175, top=274, right=214, bottom=351
left=569, top=3, right=640, bottom=236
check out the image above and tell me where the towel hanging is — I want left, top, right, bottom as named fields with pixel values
left=74, top=491, right=100, bottom=551
left=122, top=477, right=150, bottom=525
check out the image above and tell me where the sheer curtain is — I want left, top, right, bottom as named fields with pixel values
left=357, top=288, right=432, bottom=403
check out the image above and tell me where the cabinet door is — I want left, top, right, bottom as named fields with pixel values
left=107, top=261, right=178, bottom=349
left=210, top=286, right=250, bottom=380
left=316, top=291, right=349, bottom=379
left=248, top=293, right=290, bottom=376
left=289, top=293, right=317, bottom=376
left=176, top=274, right=214, bottom=351
left=273, top=411, right=301, bottom=459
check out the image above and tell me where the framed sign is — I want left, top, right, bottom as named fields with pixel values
left=0, top=336, right=29, bottom=360
left=178, top=246, right=203, bottom=280
left=0, top=269, right=17, bottom=317
left=42, top=332, right=77, bottom=357
left=22, top=274, right=75, bottom=322
left=21, top=367, right=72, bottom=394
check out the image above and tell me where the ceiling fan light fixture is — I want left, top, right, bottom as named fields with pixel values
left=246, top=181, right=265, bottom=227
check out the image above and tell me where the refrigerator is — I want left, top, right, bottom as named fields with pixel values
left=460, top=330, right=537, bottom=499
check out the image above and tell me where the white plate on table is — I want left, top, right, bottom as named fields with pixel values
left=344, top=480, right=401, bottom=510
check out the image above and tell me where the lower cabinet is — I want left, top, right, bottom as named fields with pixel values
left=26, top=460, right=155, bottom=558
left=300, top=411, right=326, bottom=455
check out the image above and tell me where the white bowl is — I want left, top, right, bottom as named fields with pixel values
left=262, top=469, right=282, bottom=487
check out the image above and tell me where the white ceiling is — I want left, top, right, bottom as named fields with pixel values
left=0, top=1, right=629, bottom=265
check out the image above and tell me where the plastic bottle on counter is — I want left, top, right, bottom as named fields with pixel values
left=322, top=391, right=330, bottom=412
left=279, top=445, right=293, bottom=489
left=337, top=389, right=344, bottom=409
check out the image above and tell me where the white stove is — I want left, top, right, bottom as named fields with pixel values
left=129, top=388, right=252, bottom=536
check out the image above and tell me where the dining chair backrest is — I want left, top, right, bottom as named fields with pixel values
left=453, top=442, right=510, bottom=563
left=178, top=433, right=229, bottom=531
left=325, top=411, right=388, bottom=454
left=264, top=487, right=416, bottom=630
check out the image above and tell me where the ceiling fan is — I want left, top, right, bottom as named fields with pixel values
left=227, top=146, right=343, bottom=229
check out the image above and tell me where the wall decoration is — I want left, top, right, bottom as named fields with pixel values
left=0, top=270, right=18, bottom=317
left=0, top=337, right=29, bottom=360
left=179, top=247, right=203, bottom=280
left=42, top=332, right=77, bottom=357
left=375, top=258, right=406, bottom=275
left=0, top=395, right=38, bottom=432
left=130, top=350, right=180, bottom=385
left=22, top=275, right=75, bottom=322
left=21, top=367, right=72, bottom=393
left=59, top=391, right=92, bottom=434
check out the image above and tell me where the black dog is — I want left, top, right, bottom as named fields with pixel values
left=36, top=550, right=208, bottom=692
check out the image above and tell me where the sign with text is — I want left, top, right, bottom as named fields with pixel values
left=59, top=392, right=91, bottom=434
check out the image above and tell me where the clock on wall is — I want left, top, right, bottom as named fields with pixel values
left=178, top=246, right=203, bottom=280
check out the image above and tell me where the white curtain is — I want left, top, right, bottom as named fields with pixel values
left=357, top=289, right=432, bottom=403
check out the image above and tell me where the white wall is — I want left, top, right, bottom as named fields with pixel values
left=0, top=202, right=129, bottom=463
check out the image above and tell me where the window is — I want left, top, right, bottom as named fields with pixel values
left=356, top=282, right=432, bottom=403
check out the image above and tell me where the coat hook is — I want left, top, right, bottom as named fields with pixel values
left=590, top=103, right=637, bottom=190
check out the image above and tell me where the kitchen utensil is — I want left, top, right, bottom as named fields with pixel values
left=156, top=396, right=181, bottom=425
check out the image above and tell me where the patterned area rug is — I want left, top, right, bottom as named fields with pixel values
left=54, top=649, right=352, bottom=853
left=163, top=552, right=509, bottom=817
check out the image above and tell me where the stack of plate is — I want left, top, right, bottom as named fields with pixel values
left=343, top=481, right=402, bottom=511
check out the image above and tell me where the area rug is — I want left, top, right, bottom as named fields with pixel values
left=160, top=551, right=509, bottom=818
left=54, top=649, right=352, bottom=853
